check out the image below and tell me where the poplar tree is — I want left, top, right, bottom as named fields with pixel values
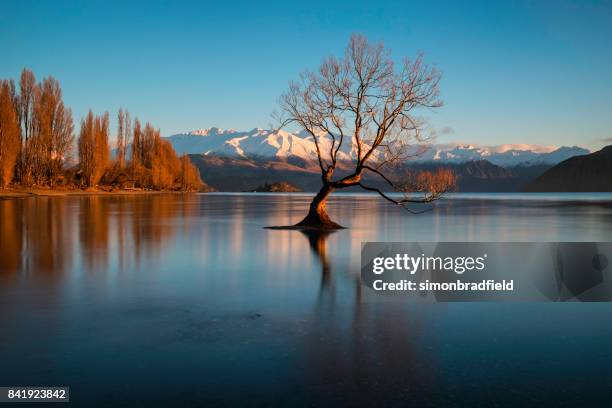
left=0, top=80, right=20, bottom=187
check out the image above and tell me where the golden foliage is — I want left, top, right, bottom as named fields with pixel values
left=17, top=69, right=37, bottom=185
left=30, top=76, right=74, bottom=185
left=179, top=154, right=203, bottom=192
left=0, top=80, right=20, bottom=187
left=126, top=122, right=203, bottom=190
left=412, top=168, right=457, bottom=197
left=3, top=68, right=206, bottom=192
left=78, top=111, right=110, bottom=187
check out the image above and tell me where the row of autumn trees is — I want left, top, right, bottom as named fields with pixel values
left=0, top=69, right=203, bottom=190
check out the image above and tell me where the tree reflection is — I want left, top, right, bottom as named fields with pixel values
left=129, top=195, right=179, bottom=267
left=298, top=228, right=432, bottom=404
left=0, top=195, right=190, bottom=278
left=300, top=229, right=335, bottom=305
left=79, top=196, right=110, bottom=271
left=0, top=199, right=22, bottom=275
left=0, top=198, right=73, bottom=279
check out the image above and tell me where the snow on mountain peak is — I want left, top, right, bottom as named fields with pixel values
left=165, top=128, right=589, bottom=167
left=187, top=127, right=239, bottom=136
left=489, top=143, right=557, bottom=154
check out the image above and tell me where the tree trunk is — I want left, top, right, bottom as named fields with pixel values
left=295, top=183, right=343, bottom=229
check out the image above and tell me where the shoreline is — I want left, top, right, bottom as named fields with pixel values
left=0, top=187, right=203, bottom=198
left=3, top=189, right=612, bottom=201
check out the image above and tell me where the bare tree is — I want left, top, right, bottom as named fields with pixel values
left=117, top=108, right=126, bottom=167
left=78, top=111, right=96, bottom=186
left=18, top=70, right=36, bottom=144
left=277, top=34, right=455, bottom=228
left=31, top=76, right=74, bottom=185
left=17, top=69, right=37, bottom=184
left=131, top=118, right=142, bottom=168
left=124, top=110, right=131, bottom=159
left=116, top=108, right=131, bottom=168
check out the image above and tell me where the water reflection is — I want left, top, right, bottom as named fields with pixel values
left=300, top=228, right=432, bottom=405
left=0, top=198, right=75, bottom=278
left=300, top=229, right=334, bottom=299
left=1, top=193, right=612, bottom=406
left=0, top=198, right=22, bottom=274
left=79, top=196, right=110, bottom=271
left=0, top=195, right=198, bottom=279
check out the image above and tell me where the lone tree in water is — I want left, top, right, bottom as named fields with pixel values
left=277, top=34, right=455, bottom=229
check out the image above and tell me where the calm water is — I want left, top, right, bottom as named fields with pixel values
left=1, top=193, right=612, bottom=407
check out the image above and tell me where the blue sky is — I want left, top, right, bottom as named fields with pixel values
left=1, top=0, right=611, bottom=150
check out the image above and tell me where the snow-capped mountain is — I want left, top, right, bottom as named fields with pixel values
left=410, top=144, right=590, bottom=167
left=167, top=127, right=357, bottom=168
left=165, top=127, right=589, bottom=168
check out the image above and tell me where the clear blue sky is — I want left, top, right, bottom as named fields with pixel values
left=1, top=0, right=611, bottom=150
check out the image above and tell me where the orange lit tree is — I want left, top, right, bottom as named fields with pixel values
left=278, top=34, right=455, bottom=229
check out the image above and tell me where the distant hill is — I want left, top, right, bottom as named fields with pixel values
left=416, top=160, right=549, bottom=192
left=190, top=155, right=550, bottom=192
left=167, top=127, right=589, bottom=192
left=524, top=146, right=612, bottom=192
left=188, top=155, right=321, bottom=192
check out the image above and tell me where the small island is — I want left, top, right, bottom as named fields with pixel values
left=250, top=182, right=302, bottom=192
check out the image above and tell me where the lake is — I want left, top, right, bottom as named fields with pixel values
left=1, top=192, right=612, bottom=406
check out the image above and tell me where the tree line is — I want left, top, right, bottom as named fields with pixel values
left=0, top=69, right=203, bottom=191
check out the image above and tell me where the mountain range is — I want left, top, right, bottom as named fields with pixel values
left=164, top=127, right=592, bottom=192
left=166, top=127, right=588, bottom=168
left=525, top=146, right=612, bottom=192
